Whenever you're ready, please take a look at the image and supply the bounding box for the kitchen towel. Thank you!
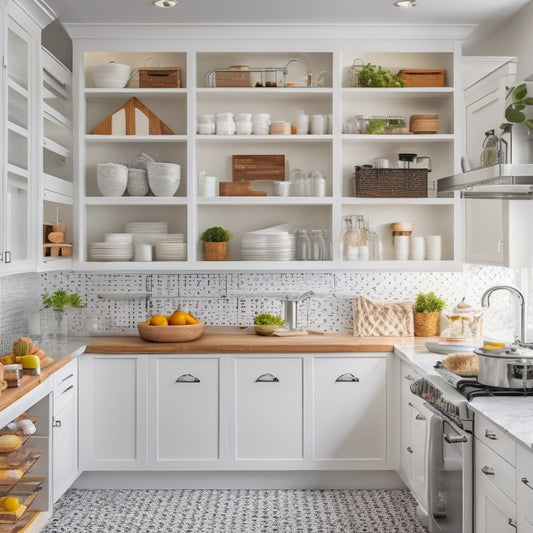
[353,296,414,337]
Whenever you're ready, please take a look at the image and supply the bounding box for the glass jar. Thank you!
[341,215,368,260]
[364,216,383,260]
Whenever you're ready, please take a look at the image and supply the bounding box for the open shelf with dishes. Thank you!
[72,43,462,271]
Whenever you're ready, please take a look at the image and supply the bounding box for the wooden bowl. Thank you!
[137,320,204,342]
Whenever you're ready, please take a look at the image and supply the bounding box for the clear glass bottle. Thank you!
[341,215,368,260]
[480,129,500,167]
[363,216,383,260]
[294,229,310,261]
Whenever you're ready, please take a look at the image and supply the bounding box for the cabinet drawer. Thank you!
[475,438,516,502]
[53,361,77,412]
[475,413,516,466]
[517,444,533,524]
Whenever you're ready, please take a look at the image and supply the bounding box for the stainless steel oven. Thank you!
[410,376,473,533]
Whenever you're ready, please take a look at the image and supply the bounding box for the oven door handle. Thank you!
[444,433,468,444]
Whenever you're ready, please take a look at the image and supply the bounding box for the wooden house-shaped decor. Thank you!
[91,96,174,135]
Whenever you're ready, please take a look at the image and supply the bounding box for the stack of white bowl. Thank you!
[146,162,181,197]
[215,112,235,135]
[90,233,134,261]
[252,113,271,135]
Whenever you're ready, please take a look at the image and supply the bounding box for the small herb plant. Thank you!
[505,84,533,129]
[414,292,446,313]
[42,290,84,311]
[200,226,232,242]
[357,63,406,88]
[254,313,285,327]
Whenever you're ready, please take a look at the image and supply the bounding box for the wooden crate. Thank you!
[215,71,253,88]
[139,67,181,88]
[353,167,428,198]
[232,155,285,182]
[43,244,72,257]
[219,182,267,196]
[399,69,445,87]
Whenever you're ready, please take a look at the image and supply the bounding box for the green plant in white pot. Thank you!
[41,290,84,338]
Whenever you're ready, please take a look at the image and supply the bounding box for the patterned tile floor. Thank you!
[42,488,429,532]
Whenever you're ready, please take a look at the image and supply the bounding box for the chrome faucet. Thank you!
[481,285,526,343]
[283,291,314,330]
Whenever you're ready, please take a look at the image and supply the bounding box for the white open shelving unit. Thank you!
[69,27,467,272]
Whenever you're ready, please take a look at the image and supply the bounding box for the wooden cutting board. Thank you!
[232,155,285,182]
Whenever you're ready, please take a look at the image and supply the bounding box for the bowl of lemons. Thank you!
[138,311,204,342]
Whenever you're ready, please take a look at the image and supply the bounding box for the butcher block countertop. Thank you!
[85,326,423,354]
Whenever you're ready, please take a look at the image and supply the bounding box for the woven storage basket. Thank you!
[399,69,445,87]
[353,166,428,198]
[414,311,441,337]
[139,67,181,88]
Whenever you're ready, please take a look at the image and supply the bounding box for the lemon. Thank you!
[149,315,168,326]
[3,496,20,512]
[184,312,199,325]
[15,355,40,369]
[169,311,187,325]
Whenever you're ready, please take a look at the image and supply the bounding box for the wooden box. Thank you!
[219,182,267,196]
[232,155,285,182]
[215,71,253,88]
[353,166,428,198]
[399,69,445,87]
[139,67,181,88]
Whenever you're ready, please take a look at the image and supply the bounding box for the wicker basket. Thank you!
[353,167,428,198]
[203,241,228,261]
[414,311,441,337]
[139,67,181,88]
[399,69,445,87]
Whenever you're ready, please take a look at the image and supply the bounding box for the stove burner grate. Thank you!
[456,379,533,400]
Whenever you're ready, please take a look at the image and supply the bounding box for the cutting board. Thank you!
[232,155,285,182]
[219,182,267,196]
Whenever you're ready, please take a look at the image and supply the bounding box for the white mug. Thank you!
[373,158,390,169]
[203,176,218,197]
[134,243,152,262]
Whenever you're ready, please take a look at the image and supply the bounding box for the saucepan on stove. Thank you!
[474,345,533,389]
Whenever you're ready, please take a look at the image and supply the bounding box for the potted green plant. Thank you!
[413,291,446,337]
[253,313,285,336]
[505,83,533,130]
[200,226,232,261]
[356,62,406,88]
[41,290,84,338]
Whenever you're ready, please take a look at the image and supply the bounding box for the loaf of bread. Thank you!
[0,435,21,453]
[442,353,479,374]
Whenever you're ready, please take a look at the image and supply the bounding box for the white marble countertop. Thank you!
[394,341,533,450]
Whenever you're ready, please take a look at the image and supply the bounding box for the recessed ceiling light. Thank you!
[393,0,416,7]
[153,0,177,7]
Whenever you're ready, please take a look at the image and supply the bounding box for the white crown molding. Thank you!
[63,23,476,43]
[12,0,55,28]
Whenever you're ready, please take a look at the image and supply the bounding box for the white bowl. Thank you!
[97,163,128,196]
[92,62,131,88]
[127,168,149,196]
[146,162,181,197]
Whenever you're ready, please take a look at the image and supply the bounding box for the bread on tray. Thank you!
[442,352,479,376]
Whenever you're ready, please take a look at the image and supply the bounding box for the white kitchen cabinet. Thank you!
[41,46,74,271]
[233,356,304,464]
[68,32,464,272]
[0,1,39,274]
[78,354,148,470]
[517,443,533,532]
[312,355,389,468]
[148,356,221,468]
[52,358,78,502]
[474,413,517,533]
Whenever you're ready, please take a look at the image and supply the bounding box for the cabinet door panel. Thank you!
[475,472,516,533]
[517,444,533,524]
[79,355,147,469]
[153,357,220,461]
[313,357,387,461]
[410,403,428,505]
[53,399,77,502]
[235,357,303,460]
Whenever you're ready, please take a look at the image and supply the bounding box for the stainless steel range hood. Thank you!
[437,164,533,199]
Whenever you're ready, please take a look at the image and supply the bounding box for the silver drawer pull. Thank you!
[175,374,200,383]
[335,373,359,382]
[407,446,414,454]
[52,419,61,428]
[508,518,517,529]
[60,384,74,396]
[404,374,417,382]
[415,414,426,421]
[61,373,74,383]
[255,373,279,383]
[485,429,498,440]
[521,477,533,490]
[444,434,468,444]
[481,465,495,476]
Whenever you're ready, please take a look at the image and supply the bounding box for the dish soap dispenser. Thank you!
[480,129,500,167]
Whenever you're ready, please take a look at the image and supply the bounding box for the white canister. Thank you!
[410,236,425,261]
[203,175,218,197]
[393,235,410,261]
[294,114,309,134]
[134,243,152,262]
[272,181,292,196]
[310,114,326,135]
[425,235,442,260]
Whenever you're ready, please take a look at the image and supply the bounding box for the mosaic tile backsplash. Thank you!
[0,265,528,354]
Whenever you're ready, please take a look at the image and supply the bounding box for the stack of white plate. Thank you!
[241,230,295,261]
[124,222,168,234]
[154,241,187,261]
[90,242,133,261]
[104,233,133,244]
